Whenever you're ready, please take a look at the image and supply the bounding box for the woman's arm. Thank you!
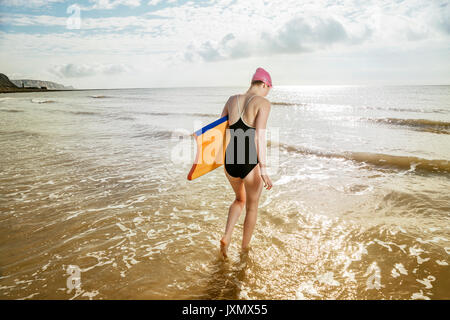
[220,96,232,118]
[254,99,272,189]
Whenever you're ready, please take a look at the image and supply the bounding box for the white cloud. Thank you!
[0,31,176,57]
[183,16,355,62]
[142,0,449,63]
[0,13,168,31]
[49,63,133,78]
[0,0,63,7]
[148,0,176,5]
[0,14,66,27]
[85,0,142,10]
[181,15,378,63]
[148,0,162,5]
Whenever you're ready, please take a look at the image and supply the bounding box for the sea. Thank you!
[0,85,449,299]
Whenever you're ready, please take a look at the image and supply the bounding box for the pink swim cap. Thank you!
[251,67,272,88]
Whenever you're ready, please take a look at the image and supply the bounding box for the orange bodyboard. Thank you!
[187,115,229,180]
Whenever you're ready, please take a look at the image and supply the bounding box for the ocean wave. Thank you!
[363,106,448,114]
[69,111,100,116]
[89,95,111,99]
[271,102,447,113]
[47,109,101,116]
[0,97,15,103]
[365,117,450,134]
[0,130,41,138]
[116,116,135,121]
[378,190,436,213]
[31,99,55,104]
[268,141,450,173]
[132,129,190,140]
[140,111,216,118]
[0,109,24,113]
[271,101,306,106]
[366,117,450,128]
[185,112,216,118]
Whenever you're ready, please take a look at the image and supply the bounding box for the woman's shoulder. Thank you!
[228,94,240,102]
[252,95,271,109]
[227,94,270,107]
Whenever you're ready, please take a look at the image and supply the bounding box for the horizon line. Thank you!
[64,84,450,90]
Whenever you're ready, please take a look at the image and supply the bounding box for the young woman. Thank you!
[219,67,273,258]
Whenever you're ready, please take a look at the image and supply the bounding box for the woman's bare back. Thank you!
[227,94,266,128]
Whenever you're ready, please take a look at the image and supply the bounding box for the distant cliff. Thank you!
[0,73,19,89]
[11,79,74,90]
[0,73,75,93]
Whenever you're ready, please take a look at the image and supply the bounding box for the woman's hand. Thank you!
[259,165,272,190]
[260,174,273,190]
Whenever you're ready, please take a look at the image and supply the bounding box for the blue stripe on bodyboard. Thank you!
[194,115,228,136]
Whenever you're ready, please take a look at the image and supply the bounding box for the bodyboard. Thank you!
[187,115,229,180]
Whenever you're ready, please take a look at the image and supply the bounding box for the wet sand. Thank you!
[0,86,449,299]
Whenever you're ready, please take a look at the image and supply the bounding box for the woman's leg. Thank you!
[221,168,246,257]
[242,165,263,249]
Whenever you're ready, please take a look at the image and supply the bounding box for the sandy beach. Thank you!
[0,86,449,299]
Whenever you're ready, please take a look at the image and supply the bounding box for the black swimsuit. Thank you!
[224,95,259,178]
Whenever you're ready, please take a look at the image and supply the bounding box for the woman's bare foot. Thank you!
[220,236,231,258]
[241,245,251,254]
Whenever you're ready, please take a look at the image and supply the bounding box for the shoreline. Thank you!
[2,84,450,94]
[0,88,95,94]
[0,87,180,93]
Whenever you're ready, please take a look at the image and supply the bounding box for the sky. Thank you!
[0,0,449,89]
